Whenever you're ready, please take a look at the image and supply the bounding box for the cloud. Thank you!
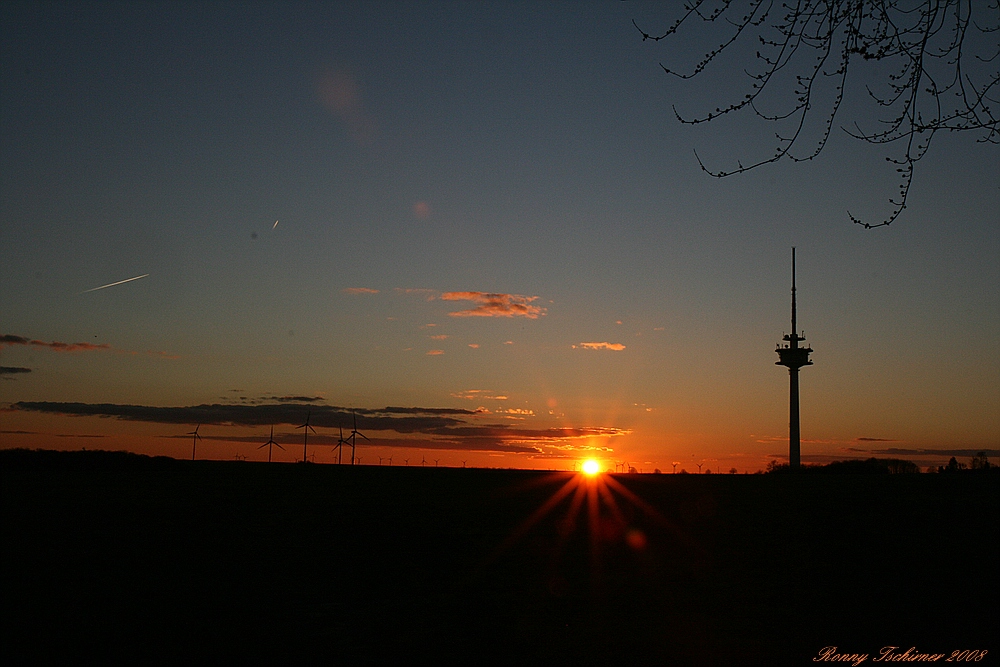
[869,447,1000,457]
[440,292,546,319]
[1,334,175,358]
[426,350,444,355]
[1,334,110,353]
[451,390,508,401]
[468,344,479,349]
[1,366,31,375]
[428,335,449,340]
[572,342,626,351]
[11,402,627,454]
[343,287,379,295]
[11,402,473,430]
[855,437,898,442]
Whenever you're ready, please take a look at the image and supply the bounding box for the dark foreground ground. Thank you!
[2,450,997,665]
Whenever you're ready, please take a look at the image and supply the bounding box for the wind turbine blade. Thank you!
[358,432,369,440]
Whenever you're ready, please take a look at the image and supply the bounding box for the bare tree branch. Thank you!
[635,0,999,228]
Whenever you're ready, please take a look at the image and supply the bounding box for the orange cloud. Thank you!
[343,287,379,295]
[468,343,479,348]
[440,292,545,319]
[451,390,508,401]
[429,334,449,340]
[426,350,444,356]
[572,342,626,351]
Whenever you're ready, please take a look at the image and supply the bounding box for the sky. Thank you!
[2,1,997,472]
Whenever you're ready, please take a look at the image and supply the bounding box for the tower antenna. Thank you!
[775,247,813,468]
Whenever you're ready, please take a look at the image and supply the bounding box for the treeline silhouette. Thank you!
[765,453,996,475]
[937,453,994,473]
[0,447,177,470]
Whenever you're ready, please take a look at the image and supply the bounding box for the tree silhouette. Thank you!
[634,1,999,228]
[939,456,968,472]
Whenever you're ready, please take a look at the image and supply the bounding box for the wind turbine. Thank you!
[257,425,284,463]
[421,456,426,467]
[347,410,368,465]
[335,425,349,465]
[187,425,202,461]
[434,458,440,467]
[296,411,316,463]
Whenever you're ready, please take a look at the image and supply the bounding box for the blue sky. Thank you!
[2,1,997,470]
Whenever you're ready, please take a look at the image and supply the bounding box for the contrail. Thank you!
[273,220,279,229]
[81,274,149,293]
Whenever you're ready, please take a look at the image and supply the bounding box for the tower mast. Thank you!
[775,248,812,468]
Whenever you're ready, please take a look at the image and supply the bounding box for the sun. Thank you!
[581,459,601,476]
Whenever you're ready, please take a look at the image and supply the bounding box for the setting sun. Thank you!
[581,459,601,475]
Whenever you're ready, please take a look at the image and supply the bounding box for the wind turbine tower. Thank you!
[348,411,368,465]
[258,425,284,463]
[187,425,202,461]
[296,411,317,463]
[775,248,813,469]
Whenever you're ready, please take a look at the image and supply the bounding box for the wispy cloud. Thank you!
[1,334,175,359]
[451,390,508,401]
[861,447,1000,457]
[441,292,546,319]
[343,287,379,295]
[428,334,449,340]
[426,349,444,355]
[572,342,626,351]
[1,366,32,375]
[2,334,110,352]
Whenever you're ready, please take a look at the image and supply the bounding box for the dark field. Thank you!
[2,451,997,665]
